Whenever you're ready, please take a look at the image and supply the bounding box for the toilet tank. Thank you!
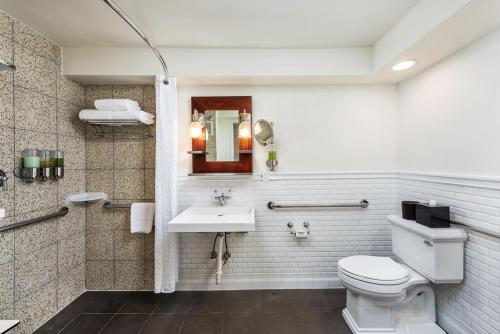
[388,215,467,283]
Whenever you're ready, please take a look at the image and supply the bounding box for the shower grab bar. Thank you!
[0,207,69,232]
[267,200,369,210]
[103,0,169,85]
[103,201,154,209]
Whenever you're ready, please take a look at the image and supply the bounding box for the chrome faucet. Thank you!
[0,169,8,191]
[214,190,231,206]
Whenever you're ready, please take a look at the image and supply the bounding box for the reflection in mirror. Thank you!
[205,110,240,161]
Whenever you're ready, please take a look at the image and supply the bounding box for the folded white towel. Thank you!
[79,110,155,125]
[95,99,141,111]
[131,202,155,234]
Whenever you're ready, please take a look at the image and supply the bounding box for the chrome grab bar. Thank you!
[267,200,369,210]
[0,207,69,232]
[103,201,154,209]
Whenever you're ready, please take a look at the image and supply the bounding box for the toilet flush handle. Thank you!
[423,240,433,247]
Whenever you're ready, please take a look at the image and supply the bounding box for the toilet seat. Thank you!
[338,256,428,297]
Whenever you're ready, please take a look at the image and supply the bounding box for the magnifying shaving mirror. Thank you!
[254,119,274,146]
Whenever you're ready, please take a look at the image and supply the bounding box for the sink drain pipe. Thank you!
[215,233,224,284]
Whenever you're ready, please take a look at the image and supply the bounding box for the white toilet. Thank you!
[338,215,467,334]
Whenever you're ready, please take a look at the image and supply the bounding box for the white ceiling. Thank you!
[0,0,418,48]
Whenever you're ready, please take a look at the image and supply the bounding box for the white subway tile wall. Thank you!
[176,174,398,290]
[399,174,500,334]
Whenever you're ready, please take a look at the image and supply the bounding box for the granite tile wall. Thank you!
[0,11,86,334]
[84,84,155,290]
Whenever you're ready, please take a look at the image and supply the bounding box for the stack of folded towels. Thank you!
[79,99,155,125]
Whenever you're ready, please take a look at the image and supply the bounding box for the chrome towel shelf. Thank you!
[267,200,369,210]
[0,207,69,232]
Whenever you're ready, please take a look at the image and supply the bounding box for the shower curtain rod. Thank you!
[103,0,170,85]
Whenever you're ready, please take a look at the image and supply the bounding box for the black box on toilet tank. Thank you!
[415,203,451,228]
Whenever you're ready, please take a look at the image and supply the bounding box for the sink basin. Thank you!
[168,206,255,232]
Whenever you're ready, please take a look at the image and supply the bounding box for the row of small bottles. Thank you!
[16,149,64,182]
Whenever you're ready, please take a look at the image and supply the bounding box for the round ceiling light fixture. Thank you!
[392,60,417,71]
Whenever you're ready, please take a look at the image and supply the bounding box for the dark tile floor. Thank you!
[34,289,350,334]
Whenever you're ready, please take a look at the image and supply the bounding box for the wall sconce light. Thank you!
[190,109,205,138]
[238,110,252,138]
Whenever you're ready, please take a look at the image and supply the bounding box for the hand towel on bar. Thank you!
[131,202,155,233]
[95,99,141,111]
[79,110,155,125]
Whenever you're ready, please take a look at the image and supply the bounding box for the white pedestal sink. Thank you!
[168,206,255,232]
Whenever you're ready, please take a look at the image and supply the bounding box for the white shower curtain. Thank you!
[154,75,179,293]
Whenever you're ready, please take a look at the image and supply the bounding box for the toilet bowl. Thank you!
[338,215,467,334]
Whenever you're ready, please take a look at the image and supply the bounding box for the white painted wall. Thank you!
[177,85,399,175]
[398,28,500,177]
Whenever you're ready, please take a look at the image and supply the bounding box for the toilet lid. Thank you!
[339,256,410,285]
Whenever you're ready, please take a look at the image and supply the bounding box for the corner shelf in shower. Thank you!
[85,124,154,139]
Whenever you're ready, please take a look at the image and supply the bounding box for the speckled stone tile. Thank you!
[0,81,14,127]
[0,11,13,37]
[58,234,85,274]
[144,259,154,290]
[145,169,155,200]
[112,84,144,108]
[14,280,57,334]
[85,139,114,170]
[58,135,86,170]
[115,230,144,261]
[84,84,113,109]
[86,229,114,261]
[0,230,14,264]
[113,202,132,230]
[14,214,57,257]
[57,100,85,138]
[0,33,13,84]
[14,85,57,133]
[145,137,156,168]
[114,169,144,200]
[58,263,85,309]
[57,74,85,106]
[143,85,155,115]
[0,260,14,312]
[13,20,60,63]
[144,232,155,260]
[87,170,114,198]
[14,178,58,216]
[86,261,114,290]
[114,139,144,169]
[14,244,57,300]
[0,126,14,169]
[58,169,86,206]
[14,128,57,167]
[115,260,145,290]
[86,201,114,230]
[58,204,85,241]
[14,44,57,97]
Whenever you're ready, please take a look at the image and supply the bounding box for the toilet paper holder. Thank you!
[287,221,310,236]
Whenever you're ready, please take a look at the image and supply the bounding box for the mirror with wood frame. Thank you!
[190,96,252,174]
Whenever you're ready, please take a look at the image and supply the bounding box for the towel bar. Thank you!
[103,201,154,209]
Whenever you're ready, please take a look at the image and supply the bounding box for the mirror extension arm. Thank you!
[103,0,169,85]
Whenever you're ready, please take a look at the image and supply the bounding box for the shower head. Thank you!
[0,58,16,71]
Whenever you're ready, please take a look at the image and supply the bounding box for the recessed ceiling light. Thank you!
[392,60,417,71]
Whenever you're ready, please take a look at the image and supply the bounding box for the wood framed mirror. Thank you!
[190,96,252,174]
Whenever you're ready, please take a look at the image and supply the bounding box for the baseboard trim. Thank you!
[176,273,343,291]
[437,311,474,334]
